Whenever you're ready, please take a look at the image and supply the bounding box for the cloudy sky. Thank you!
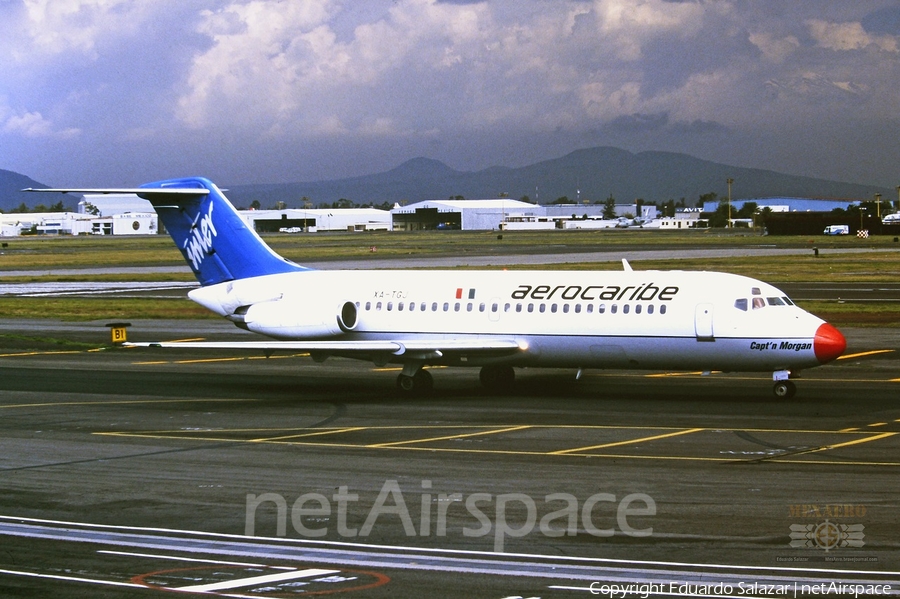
[2,0,900,188]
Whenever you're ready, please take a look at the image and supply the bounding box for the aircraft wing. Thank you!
[124,338,525,359]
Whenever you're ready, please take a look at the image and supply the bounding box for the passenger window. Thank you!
[587,304,593,313]
[398,302,404,311]
[442,302,448,312]
[516,303,522,313]
[574,304,581,313]
[734,298,748,311]
[598,304,606,314]
[623,305,630,314]
[467,303,474,312]
[562,304,569,313]
[551,304,558,313]
[365,301,372,311]
[387,302,393,311]
[376,302,382,311]
[660,305,667,315]
[635,304,642,314]
[454,303,461,312]
[539,304,546,313]
[611,304,618,314]
[527,303,534,313]
[478,303,485,312]
[493,303,500,312]
[647,305,654,314]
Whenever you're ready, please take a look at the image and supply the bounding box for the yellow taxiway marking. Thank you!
[132,353,308,365]
[247,427,368,443]
[91,424,900,466]
[838,349,895,360]
[0,350,86,358]
[550,428,704,455]
[175,357,246,364]
[643,372,719,378]
[367,425,532,448]
[0,398,260,410]
[816,431,896,451]
[762,432,898,461]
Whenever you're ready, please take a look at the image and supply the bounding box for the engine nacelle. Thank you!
[232,298,358,339]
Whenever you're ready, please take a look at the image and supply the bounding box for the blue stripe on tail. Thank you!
[138,177,308,286]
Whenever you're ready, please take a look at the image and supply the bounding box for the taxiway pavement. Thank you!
[0,319,897,597]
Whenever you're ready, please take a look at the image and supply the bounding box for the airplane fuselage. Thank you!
[188,269,842,374]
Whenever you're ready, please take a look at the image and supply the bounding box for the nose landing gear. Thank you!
[772,370,797,399]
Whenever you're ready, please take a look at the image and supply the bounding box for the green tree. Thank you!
[707,203,730,228]
[602,194,617,219]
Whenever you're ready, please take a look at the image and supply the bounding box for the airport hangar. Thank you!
[390,199,658,231]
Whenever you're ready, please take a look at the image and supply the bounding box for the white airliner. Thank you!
[27,178,846,397]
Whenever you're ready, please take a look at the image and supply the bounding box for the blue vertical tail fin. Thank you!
[138,177,308,286]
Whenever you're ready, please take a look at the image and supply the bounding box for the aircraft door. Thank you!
[694,303,714,341]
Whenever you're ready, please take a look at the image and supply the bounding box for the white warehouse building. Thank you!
[391,199,540,231]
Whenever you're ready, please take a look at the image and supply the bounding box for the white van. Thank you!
[823,224,849,235]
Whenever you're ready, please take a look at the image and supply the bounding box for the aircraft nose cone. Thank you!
[814,323,846,363]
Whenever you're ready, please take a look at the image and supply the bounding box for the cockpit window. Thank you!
[734,298,748,311]
[782,297,794,306]
[752,297,765,310]
[751,287,761,296]
[767,297,785,306]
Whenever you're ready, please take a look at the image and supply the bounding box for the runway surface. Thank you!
[0,318,898,597]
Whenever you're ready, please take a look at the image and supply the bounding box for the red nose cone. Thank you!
[814,323,846,363]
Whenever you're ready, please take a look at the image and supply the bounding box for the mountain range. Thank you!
[2,147,893,212]
[227,147,893,208]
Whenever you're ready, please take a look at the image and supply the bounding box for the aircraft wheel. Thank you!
[479,365,515,393]
[396,370,433,395]
[414,369,433,393]
[773,381,796,399]
[397,374,415,392]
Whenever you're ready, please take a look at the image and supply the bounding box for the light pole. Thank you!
[875,193,882,219]
[726,178,734,227]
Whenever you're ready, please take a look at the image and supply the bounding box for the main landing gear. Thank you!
[396,369,433,394]
[395,365,516,395]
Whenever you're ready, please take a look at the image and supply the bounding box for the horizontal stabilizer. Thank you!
[23,187,210,197]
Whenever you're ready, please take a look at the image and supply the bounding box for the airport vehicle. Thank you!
[823,224,849,235]
[27,178,846,397]
[883,213,900,224]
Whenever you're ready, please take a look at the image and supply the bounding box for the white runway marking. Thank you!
[177,567,338,592]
